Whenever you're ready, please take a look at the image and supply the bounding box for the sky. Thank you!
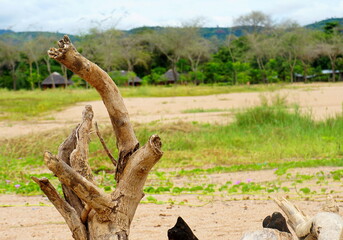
[1,0,342,34]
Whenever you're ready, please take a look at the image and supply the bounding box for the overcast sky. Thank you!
[1,0,342,34]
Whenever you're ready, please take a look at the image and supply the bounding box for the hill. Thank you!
[305,18,343,30]
[0,31,78,44]
[127,25,261,40]
[1,17,342,43]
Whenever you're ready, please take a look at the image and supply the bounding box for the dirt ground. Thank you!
[1,167,342,240]
[0,83,343,239]
[2,83,343,139]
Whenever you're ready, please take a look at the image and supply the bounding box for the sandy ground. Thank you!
[1,167,342,240]
[1,83,343,139]
[0,83,343,239]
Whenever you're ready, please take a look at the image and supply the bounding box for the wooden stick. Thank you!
[95,121,117,167]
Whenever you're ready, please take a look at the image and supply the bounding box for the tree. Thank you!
[278,28,306,82]
[22,35,49,89]
[117,34,150,73]
[80,28,122,72]
[245,34,279,83]
[317,33,343,81]
[0,40,20,90]
[233,11,272,33]
[149,27,191,82]
[33,35,163,239]
[181,19,213,74]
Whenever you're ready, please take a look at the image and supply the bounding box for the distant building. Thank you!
[120,70,143,86]
[294,70,343,82]
[162,69,179,84]
[41,72,73,89]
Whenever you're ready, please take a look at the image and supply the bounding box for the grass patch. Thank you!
[181,108,229,114]
[0,88,100,120]
[0,84,294,121]
[1,100,343,194]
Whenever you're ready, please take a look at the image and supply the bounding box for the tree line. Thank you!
[1,11,343,90]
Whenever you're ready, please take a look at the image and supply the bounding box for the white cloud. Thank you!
[0,0,341,34]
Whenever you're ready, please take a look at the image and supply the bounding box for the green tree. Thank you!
[0,40,20,89]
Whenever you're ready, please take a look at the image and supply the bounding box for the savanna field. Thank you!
[0,83,342,239]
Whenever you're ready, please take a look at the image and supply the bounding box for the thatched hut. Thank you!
[120,70,143,86]
[41,72,73,89]
[162,69,179,84]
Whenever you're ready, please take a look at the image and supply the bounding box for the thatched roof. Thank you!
[164,69,179,82]
[120,70,142,84]
[42,72,73,85]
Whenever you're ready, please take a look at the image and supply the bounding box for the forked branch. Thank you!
[48,36,139,181]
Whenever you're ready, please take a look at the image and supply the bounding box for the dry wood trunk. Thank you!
[275,196,343,240]
[240,228,294,240]
[33,36,163,240]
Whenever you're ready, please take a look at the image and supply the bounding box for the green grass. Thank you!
[0,84,293,121]
[1,100,343,194]
[0,88,100,120]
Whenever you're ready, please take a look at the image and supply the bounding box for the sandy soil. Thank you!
[1,83,343,239]
[1,83,343,139]
[1,167,342,240]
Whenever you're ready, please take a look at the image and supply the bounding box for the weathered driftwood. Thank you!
[240,212,293,240]
[33,35,163,240]
[240,228,294,240]
[275,196,343,240]
[168,217,199,240]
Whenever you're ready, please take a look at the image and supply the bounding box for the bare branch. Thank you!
[70,105,94,183]
[57,125,84,216]
[44,152,112,213]
[48,35,139,167]
[95,121,117,167]
[31,177,87,240]
[112,135,163,222]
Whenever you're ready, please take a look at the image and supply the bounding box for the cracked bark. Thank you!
[33,35,163,240]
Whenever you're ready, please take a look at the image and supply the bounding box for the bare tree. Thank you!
[181,22,213,73]
[118,34,150,72]
[149,27,190,82]
[278,28,315,82]
[33,36,163,239]
[245,34,279,83]
[81,28,123,73]
[0,40,20,90]
[234,11,272,33]
[317,33,343,81]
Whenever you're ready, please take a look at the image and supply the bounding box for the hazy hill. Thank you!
[1,18,342,44]
[305,18,343,30]
[0,31,78,44]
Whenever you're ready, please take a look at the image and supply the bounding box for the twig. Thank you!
[95,121,117,167]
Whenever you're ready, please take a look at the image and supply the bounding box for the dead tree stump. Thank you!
[32,36,163,240]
